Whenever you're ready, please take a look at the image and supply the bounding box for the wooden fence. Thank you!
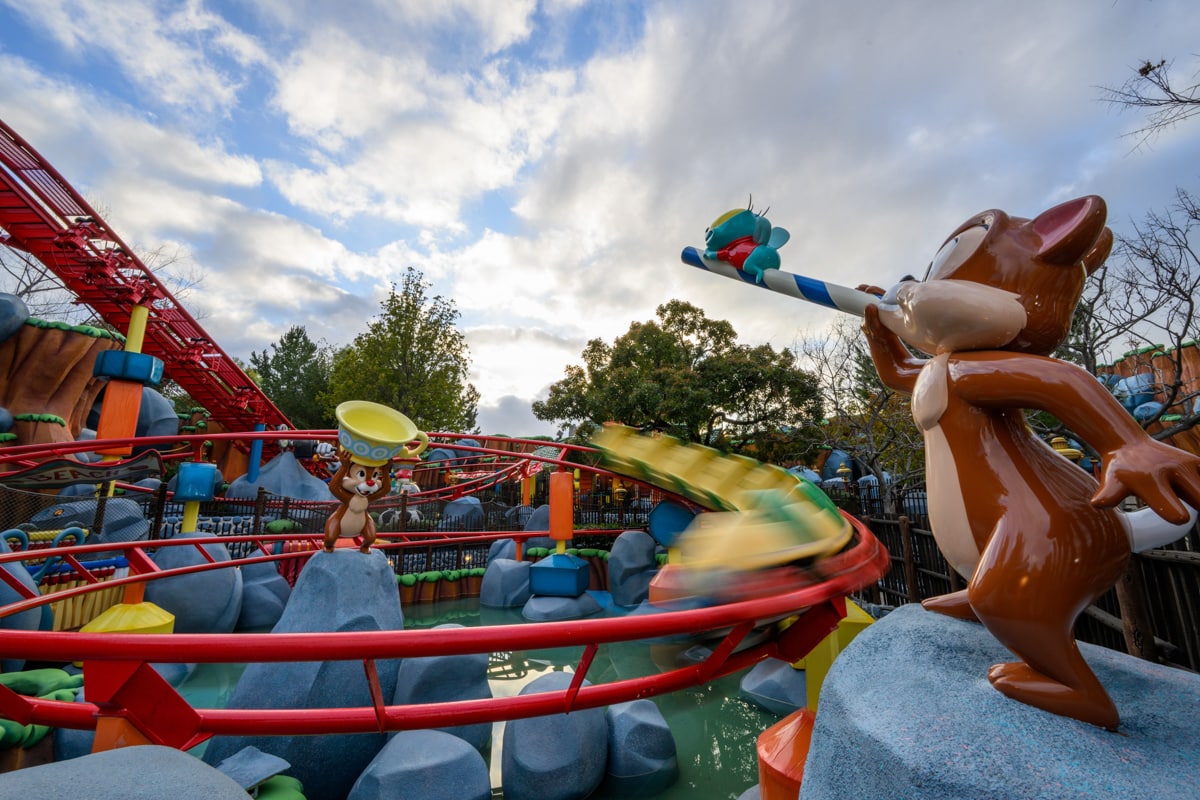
[853,508,1200,674]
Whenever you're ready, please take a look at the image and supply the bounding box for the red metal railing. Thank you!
[0,519,887,750]
[0,430,889,751]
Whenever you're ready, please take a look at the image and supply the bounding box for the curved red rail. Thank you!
[0,521,887,750]
[0,117,289,433]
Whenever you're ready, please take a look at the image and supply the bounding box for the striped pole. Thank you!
[680,247,879,317]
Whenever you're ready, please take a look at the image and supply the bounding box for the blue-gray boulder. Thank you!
[390,623,492,751]
[607,530,658,607]
[800,603,1200,800]
[202,550,404,800]
[0,744,250,799]
[522,593,602,622]
[487,538,516,564]
[604,699,679,797]
[0,292,29,342]
[349,730,491,800]
[739,658,807,716]
[144,532,242,634]
[523,503,556,550]
[502,672,607,800]
[425,447,457,465]
[225,450,334,502]
[524,503,549,531]
[28,497,148,555]
[53,717,93,762]
[453,438,481,464]
[0,535,43,671]
[136,387,179,438]
[479,558,531,608]
[210,745,291,791]
[235,559,291,631]
[438,496,483,531]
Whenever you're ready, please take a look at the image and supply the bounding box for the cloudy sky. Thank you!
[1,1,1197,436]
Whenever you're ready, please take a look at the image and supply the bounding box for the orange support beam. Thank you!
[94,380,145,456]
[549,470,574,544]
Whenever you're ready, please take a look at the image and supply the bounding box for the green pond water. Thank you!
[175,596,784,799]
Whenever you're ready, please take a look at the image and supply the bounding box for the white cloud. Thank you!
[0,0,263,115]
[4,0,1200,443]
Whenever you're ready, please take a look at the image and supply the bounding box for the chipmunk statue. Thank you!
[860,194,1200,730]
[323,449,390,554]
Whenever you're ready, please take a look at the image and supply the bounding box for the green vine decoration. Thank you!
[25,317,124,342]
[14,413,66,427]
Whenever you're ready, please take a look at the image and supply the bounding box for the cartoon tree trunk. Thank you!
[0,320,121,449]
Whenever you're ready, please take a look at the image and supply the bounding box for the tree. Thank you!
[1101,57,1200,148]
[533,300,822,455]
[251,326,334,431]
[1054,189,1200,443]
[796,317,924,513]
[324,267,479,432]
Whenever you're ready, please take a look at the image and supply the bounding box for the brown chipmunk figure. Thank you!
[860,195,1200,730]
[323,450,390,554]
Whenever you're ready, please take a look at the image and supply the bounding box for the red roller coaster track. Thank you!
[0,117,289,433]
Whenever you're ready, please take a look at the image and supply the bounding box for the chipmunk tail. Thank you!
[1124,503,1198,553]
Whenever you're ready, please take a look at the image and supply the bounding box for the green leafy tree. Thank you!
[324,267,479,432]
[251,326,334,431]
[534,300,822,454]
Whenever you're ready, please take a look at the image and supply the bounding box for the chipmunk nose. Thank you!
[880,277,916,306]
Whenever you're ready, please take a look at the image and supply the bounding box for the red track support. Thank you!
[0,117,289,433]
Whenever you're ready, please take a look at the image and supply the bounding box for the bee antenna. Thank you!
[747,193,753,211]
[761,205,770,217]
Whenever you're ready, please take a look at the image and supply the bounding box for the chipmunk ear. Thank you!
[1033,195,1109,266]
[1082,227,1113,275]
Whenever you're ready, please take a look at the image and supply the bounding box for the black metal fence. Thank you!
[841,492,1200,674]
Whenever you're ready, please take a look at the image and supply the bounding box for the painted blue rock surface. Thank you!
[391,624,492,751]
[800,603,1200,800]
[0,536,43,672]
[480,558,531,608]
[349,729,491,800]
[438,496,483,530]
[522,592,602,622]
[225,451,335,501]
[607,530,658,607]
[501,672,607,800]
[0,744,250,799]
[604,699,679,797]
[144,531,243,634]
[202,550,404,800]
[739,658,807,716]
[235,559,291,631]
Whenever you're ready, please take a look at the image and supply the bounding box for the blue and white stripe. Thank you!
[680,246,879,317]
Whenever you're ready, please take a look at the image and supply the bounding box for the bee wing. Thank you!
[768,227,790,249]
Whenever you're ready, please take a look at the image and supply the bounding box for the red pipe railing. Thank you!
[0,516,888,750]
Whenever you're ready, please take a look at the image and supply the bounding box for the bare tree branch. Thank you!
[1100,56,1200,149]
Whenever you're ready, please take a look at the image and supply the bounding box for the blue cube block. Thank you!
[93,350,164,386]
[529,553,590,598]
